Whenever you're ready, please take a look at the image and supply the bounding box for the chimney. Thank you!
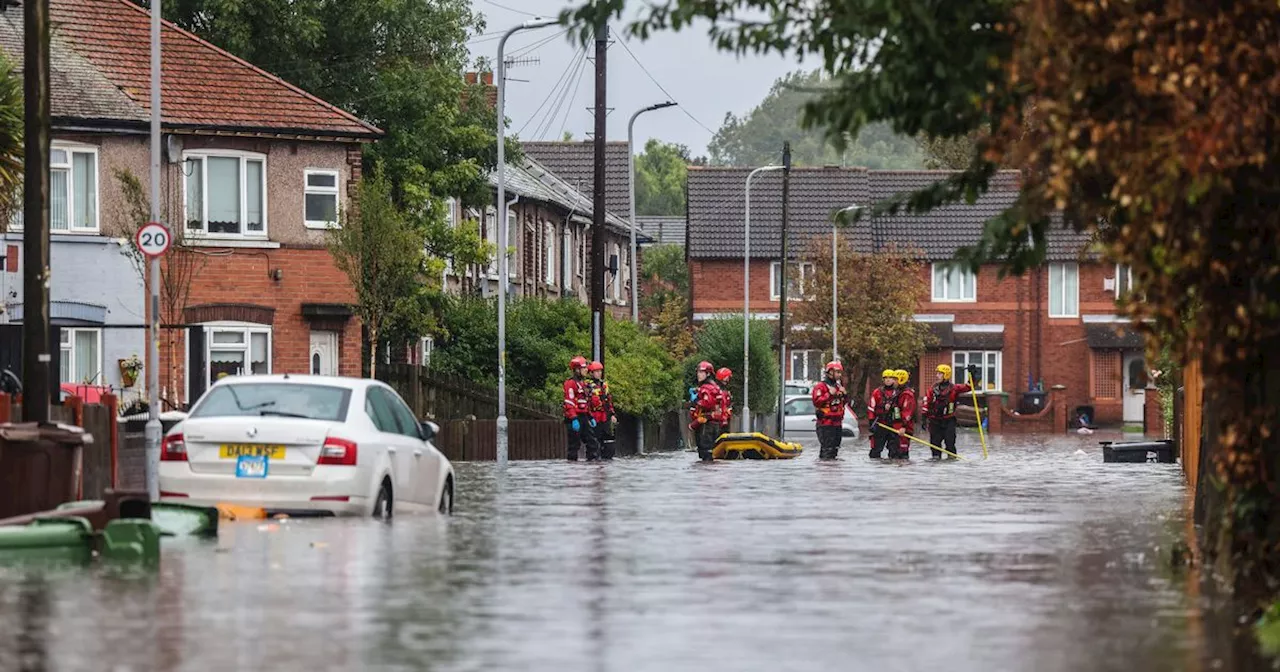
[463,71,498,111]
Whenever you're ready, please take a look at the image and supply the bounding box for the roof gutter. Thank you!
[51,116,381,142]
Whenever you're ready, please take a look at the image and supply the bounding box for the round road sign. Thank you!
[136,221,172,258]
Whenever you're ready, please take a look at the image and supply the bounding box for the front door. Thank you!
[310,331,339,376]
[1122,352,1147,423]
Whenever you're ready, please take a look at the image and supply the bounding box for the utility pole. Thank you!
[22,0,51,423]
[144,0,163,501]
[776,142,791,440]
[590,21,608,364]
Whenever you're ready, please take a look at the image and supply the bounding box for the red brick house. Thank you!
[11,0,382,408]
[686,166,1149,427]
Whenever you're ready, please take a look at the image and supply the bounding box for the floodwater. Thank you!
[0,432,1217,672]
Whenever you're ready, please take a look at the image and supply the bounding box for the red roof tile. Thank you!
[47,0,380,138]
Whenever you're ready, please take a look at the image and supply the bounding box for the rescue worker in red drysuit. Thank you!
[689,361,723,461]
[585,361,617,460]
[895,369,917,459]
[563,356,592,461]
[811,361,848,459]
[867,369,909,459]
[923,364,971,460]
[716,367,734,437]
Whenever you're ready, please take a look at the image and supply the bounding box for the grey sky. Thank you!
[467,0,800,157]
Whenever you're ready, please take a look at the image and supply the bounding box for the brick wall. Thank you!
[157,246,360,407]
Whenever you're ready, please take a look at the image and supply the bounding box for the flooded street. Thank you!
[0,432,1202,672]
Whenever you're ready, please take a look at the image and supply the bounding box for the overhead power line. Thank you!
[615,37,717,136]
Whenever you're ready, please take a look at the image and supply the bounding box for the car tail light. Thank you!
[161,433,187,462]
[159,491,188,498]
[311,495,350,502]
[318,437,357,466]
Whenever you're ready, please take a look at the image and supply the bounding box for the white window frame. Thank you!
[183,150,269,239]
[788,349,827,382]
[1048,262,1080,318]
[561,228,572,290]
[419,336,433,367]
[59,327,103,385]
[932,262,977,302]
[610,242,622,303]
[1115,263,1133,299]
[543,222,555,285]
[203,321,272,387]
[769,261,815,301]
[484,206,498,278]
[442,199,458,280]
[303,168,341,230]
[952,350,1002,391]
[18,143,100,233]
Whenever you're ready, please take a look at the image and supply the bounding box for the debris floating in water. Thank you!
[1074,449,1087,457]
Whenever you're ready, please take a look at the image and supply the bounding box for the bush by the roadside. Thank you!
[683,317,778,415]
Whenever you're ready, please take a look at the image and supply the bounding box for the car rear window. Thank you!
[190,383,351,422]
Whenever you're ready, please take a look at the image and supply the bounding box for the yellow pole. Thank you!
[876,422,966,460]
[966,371,990,459]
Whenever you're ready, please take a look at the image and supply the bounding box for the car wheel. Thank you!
[438,477,453,515]
[373,479,393,519]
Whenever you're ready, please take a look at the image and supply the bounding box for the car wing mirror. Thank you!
[419,420,439,441]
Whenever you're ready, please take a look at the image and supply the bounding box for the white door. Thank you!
[310,331,339,376]
[1122,352,1147,423]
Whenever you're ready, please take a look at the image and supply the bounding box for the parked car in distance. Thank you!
[158,374,454,518]
[782,394,860,438]
[783,380,813,398]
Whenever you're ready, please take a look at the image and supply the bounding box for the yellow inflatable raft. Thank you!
[712,432,804,460]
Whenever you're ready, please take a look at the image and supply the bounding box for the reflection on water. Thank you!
[0,432,1229,671]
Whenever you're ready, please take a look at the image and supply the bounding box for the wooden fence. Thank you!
[1176,357,1204,491]
[0,392,119,501]
[378,364,561,421]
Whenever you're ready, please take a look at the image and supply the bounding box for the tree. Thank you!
[705,70,923,168]
[0,54,21,224]
[328,171,426,379]
[791,239,935,407]
[635,139,692,216]
[564,0,1280,606]
[686,318,778,416]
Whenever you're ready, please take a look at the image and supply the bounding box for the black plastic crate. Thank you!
[1101,439,1176,463]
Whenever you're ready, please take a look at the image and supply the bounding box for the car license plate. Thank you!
[235,455,269,479]
[219,444,285,460]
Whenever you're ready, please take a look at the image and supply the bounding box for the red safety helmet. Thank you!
[697,361,714,374]
[588,361,604,372]
[826,361,843,374]
[716,367,732,382]
[570,356,588,370]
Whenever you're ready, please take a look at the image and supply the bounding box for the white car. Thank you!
[158,374,454,518]
[782,394,861,439]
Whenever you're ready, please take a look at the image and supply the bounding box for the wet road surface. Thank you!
[0,432,1202,672]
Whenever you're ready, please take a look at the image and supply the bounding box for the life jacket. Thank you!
[928,382,958,419]
[719,385,733,423]
[691,380,723,424]
[563,376,588,420]
[872,386,903,423]
[812,379,847,425]
[586,379,614,422]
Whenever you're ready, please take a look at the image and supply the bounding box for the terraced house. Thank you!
[686,166,1151,427]
[0,0,381,409]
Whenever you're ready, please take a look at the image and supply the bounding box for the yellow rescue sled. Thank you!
[712,432,804,460]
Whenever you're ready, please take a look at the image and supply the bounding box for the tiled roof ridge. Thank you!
[105,0,380,136]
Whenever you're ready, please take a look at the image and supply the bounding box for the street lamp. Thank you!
[741,165,783,432]
[496,17,557,466]
[831,204,861,363]
[627,100,676,322]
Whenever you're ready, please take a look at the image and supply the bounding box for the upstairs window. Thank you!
[185,152,266,236]
[770,262,815,301]
[304,169,340,229]
[932,263,977,302]
[1048,262,1079,317]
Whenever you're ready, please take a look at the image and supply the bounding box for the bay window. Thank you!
[205,324,271,387]
[932,263,977,302]
[952,350,1001,391]
[304,169,340,228]
[185,152,266,236]
[1048,262,1079,317]
[59,327,102,385]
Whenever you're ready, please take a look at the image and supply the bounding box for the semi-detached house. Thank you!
[687,166,1151,427]
[0,0,381,409]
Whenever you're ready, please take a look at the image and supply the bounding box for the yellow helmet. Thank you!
[937,364,952,377]
[895,369,909,384]
[881,369,897,379]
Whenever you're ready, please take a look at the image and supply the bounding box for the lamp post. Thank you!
[831,204,861,363]
[627,101,676,322]
[496,17,557,466]
[741,165,783,432]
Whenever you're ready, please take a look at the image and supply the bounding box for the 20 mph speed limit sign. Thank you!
[135,221,172,258]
